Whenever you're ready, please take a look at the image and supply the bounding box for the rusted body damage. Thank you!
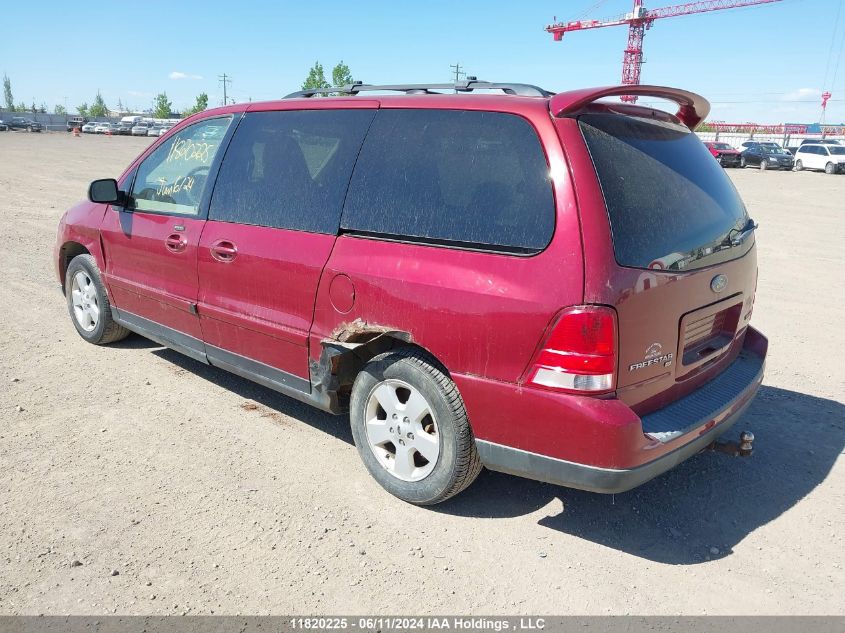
[310,319,414,414]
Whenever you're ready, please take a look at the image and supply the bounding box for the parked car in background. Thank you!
[740,142,794,170]
[787,138,843,155]
[94,122,113,134]
[794,143,845,174]
[55,81,766,505]
[739,140,787,152]
[131,122,151,136]
[8,117,43,132]
[703,141,741,167]
[67,116,88,132]
[799,138,841,146]
[147,125,164,137]
[0,119,8,131]
[81,121,98,134]
[114,121,134,135]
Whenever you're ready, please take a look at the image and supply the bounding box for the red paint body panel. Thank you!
[312,233,581,383]
[100,210,205,339]
[197,222,336,378]
[54,200,108,284]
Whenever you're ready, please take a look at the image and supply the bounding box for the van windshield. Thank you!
[579,113,751,272]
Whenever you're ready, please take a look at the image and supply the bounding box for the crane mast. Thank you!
[547,0,783,102]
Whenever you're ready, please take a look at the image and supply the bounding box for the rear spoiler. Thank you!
[549,85,710,130]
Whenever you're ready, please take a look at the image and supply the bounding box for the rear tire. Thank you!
[795,160,803,171]
[760,160,768,171]
[349,347,482,505]
[825,162,836,175]
[740,156,747,168]
[65,254,130,345]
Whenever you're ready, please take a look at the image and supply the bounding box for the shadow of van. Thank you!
[439,386,844,564]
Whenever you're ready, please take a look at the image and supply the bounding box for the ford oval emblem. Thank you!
[711,274,728,293]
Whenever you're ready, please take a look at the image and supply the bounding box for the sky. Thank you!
[2,0,844,124]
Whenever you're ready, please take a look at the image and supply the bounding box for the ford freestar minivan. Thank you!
[55,80,767,505]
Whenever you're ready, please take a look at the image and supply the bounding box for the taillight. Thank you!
[527,306,617,394]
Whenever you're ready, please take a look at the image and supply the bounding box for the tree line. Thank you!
[3,74,207,119]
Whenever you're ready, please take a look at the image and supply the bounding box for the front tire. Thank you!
[65,254,130,345]
[350,348,482,505]
[795,160,803,171]
[740,156,747,168]
[760,160,768,171]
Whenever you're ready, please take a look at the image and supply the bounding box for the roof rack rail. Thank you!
[284,78,554,99]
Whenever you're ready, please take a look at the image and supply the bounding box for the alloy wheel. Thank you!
[71,270,100,332]
[364,379,440,482]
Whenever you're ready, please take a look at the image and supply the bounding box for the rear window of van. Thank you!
[579,113,750,271]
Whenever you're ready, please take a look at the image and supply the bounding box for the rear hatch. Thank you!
[575,110,758,415]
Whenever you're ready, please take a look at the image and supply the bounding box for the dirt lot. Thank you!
[0,131,843,616]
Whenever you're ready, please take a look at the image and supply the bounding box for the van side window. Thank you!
[341,109,555,253]
[130,116,232,216]
[209,109,376,234]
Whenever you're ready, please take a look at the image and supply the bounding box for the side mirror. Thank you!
[88,178,124,205]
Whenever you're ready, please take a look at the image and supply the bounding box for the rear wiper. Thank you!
[720,218,758,248]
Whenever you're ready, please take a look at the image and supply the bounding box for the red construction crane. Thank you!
[547,0,783,102]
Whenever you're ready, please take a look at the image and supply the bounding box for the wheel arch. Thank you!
[310,320,447,414]
[58,241,91,292]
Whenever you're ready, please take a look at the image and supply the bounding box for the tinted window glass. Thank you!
[580,113,750,271]
[341,109,554,252]
[131,116,232,215]
[209,109,375,233]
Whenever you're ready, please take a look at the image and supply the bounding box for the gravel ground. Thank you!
[0,131,843,615]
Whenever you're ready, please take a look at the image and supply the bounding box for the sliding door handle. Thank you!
[210,240,238,263]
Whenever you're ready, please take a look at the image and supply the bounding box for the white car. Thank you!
[131,123,151,136]
[81,121,98,133]
[794,143,845,174]
[94,122,113,134]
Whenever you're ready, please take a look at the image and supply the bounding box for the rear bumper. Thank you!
[471,328,766,494]
[477,393,755,493]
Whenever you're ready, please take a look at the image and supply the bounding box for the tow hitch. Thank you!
[708,430,754,457]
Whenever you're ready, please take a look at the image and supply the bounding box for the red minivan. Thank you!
[55,81,767,505]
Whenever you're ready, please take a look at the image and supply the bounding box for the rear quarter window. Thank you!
[341,109,555,253]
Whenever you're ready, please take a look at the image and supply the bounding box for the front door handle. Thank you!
[210,240,238,263]
[165,233,187,253]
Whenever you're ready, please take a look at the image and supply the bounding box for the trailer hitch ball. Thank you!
[739,430,754,457]
[708,430,754,457]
